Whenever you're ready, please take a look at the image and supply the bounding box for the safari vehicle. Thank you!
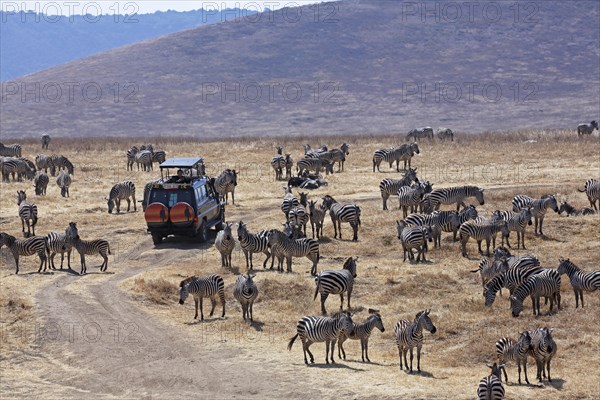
[144,158,224,245]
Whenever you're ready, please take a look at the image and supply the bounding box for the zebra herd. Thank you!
[270,143,349,182]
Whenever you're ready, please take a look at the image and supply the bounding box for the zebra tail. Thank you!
[577,187,586,193]
[44,237,50,258]
[288,333,298,351]
[313,275,322,301]
[107,243,112,255]
[356,206,361,226]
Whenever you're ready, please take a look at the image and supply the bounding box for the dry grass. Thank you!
[1,131,599,399]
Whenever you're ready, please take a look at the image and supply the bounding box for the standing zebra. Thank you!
[379,168,419,210]
[65,222,111,275]
[331,143,350,171]
[577,120,598,136]
[308,200,326,239]
[56,171,72,197]
[268,224,320,275]
[151,149,166,165]
[0,143,22,157]
[284,154,294,180]
[529,327,557,383]
[495,331,532,384]
[404,212,442,248]
[397,220,432,262]
[107,181,136,213]
[46,231,72,270]
[126,146,139,171]
[271,153,286,181]
[17,190,38,237]
[41,134,51,149]
[459,219,509,258]
[288,311,354,365]
[429,185,485,211]
[281,186,300,220]
[179,274,226,321]
[437,128,454,141]
[288,204,309,238]
[372,145,405,172]
[0,232,48,274]
[296,157,333,176]
[509,269,561,317]
[35,154,56,176]
[477,363,505,400]
[313,256,358,315]
[337,308,385,363]
[399,143,420,170]
[406,127,433,142]
[432,205,478,241]
[397,184,425,218]
[557,258,600,308]
[214,169,238,205]
[34,172,49,196]
[492,208,533,249]
[51,155,74,175]
[233,273,258,322]
[134,150,153,171]
[215,222,235,268]
[512,194,559,236]
[394,309,437,372]
[322,195,361,241]
[236,221,271,271]
[578,178,600,210]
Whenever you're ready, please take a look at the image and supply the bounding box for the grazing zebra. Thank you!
[459,220,509,258]
[287,311,354,365]
[558,200,595,216]
[529,327,557,383]
[322,195,361,241]
[296,157,333,176]
[46,231,72,270]
[338,309,385,363]
[214,169,238,205]
[404,213,442,248]
[483,262,543,306]
[51,155,74,175]
[215,222,235,268]
[126,146,139,171]
[557,258,600,308]
[284,154,294,179]
[397,220,432,262]
[314,256,358,315]
[107,181,136,214]
[280,186,300,220]
[41,134,51,149]
[1,158,35,182]
[268,224,320,275]
[233,273,258,322]
[236,221,271,271]
[512,194,558,236]
[308,200,326,239]
[577,178,600,210]
[471,257,509,289]
[509,269,561,317]
[17,190,38,237]
[179,274,226,321]
[492,208,533,249]
[56,171,72,197]
[429,185,485,211]
[434,205,478,241]
[437,127,454,141]
[394,309,436,372]
[34,172,49,196]
[35,154,56,176]
[577,120,598,136]
[134,150,153,171]
[477,363,505,400]
[271,154,286,180]
[151,149,166,165]
[0,143,22,157]
[495,331,532,385]
[399,143,420,170]
[406,127,433,142]
[0,233,48,274]
[379,168,419,210]
[65,222,111,275]
[397,184,425,218]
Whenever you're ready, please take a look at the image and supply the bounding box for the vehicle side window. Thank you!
[199,186,207,198]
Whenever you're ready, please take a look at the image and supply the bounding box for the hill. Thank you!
[1,0,599,138]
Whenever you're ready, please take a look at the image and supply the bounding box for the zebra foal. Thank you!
[236,221,271,271]
[529,327,557,383]
[337,308,385,363]
[65,222,111,275]
[215,169,238,205]
[557,258,600,308]
[512,194,558,236]
[495,331,532,384]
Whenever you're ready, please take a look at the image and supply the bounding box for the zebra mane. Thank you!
[179,276,197,288]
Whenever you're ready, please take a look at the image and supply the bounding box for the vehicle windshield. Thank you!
[149,189,194,208]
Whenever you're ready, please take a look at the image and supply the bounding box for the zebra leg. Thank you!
[538,215,545,236]
[209,298,217,317]
[523,358,530,384]
[330,339,337,363]
[397,345,403,370]
[320,294,328,315]
[547,359,552,382]
[67,250,72,269]
[286,256,293,273]
[126,198,131,212]
[304,340,315,364]
[409,347,414,372]
[241,303,247,321]
[199,298,205,321]
[416,345,422,372]
[80,254,86,275]
[249,302,253,321]
[363,338,370,362]
[325,340,331,364]
[50,253,57,270]
[194,298,199,319]
[338,336,346,360]
[101,252,109,272]
[477,239,484,255]
[578,289,583,308]
[502,363,509,383]
[352,223,358,241]
[262,249,271,269]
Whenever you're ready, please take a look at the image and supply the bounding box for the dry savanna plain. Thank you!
[0,131,599,399]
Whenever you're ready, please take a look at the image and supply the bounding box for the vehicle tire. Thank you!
[197,221,208,242]
[214,206,225,231]
[151,233,163,245]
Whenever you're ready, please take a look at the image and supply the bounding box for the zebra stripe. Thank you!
[0,232,48,274]
[578,178,600,210]
[322,195,361,241]
[236,221,271,271]
[577,120,598,136]
[483,260,543,306]
[429,185,485,211]
[337,309,385,362]
[394,309,436,372]
[46,231,72,270]
[35,154,56,176]
[287,311,354,365]
[509,269,561,317]
[41,134,51,149]
[51,155,74,175]
[308,200,326,239]
[406,127,433,142]
[397,220,432,262]
[215,222,235,268]
[459,220,509,258]
[179,274,226,321]
[214,169,238,205]
[107,181,136,214]
[512,194,558,236]
[233,273,258,321]
[17,190,38,237]
[492,208,532,249]
[528,327,557,382]
[379,168,419,210]
[313,256,358,315]
[34,172,49,196]
[280,186,300,220]
[557,258,600,308]
[56,171,72,197]
[134,150,152,171]
[477,363,505,400]
[495,331,532,385]
[268,224,319,275]
[0,143,22,157]
[397,184,425,218]
[65,222,111,275]
[296,157,333,175]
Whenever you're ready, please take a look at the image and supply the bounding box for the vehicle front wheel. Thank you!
[197,221,208,242]
[151,233,163,245]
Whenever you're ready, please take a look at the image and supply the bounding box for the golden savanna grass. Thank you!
[1,130,599,399]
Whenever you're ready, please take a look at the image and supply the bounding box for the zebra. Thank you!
[107,181,136,214]
[471,257,510,289]
[372,145,408,172]
[477,363,505,400]
[406,127,433,142]
[33,172,49,196]
[492,208,533,249]
[495,331,532,385]
[459,219,509,258]
[267,224,320,275]
[214,169,238,205]
[429,185,485,211]
[394,309,436,372]
[51,155,74,175]
[483,263,543,306]
[529,327,557,383]
[434,205,478,241]
[284,154,294,179]
[178,274,226,321]
[1,158,35,182]
[296,157,334,176]
[233,273,258,322]
[140,144,154,153]
[35,154,56,176]
[46,231,72,270]
[134,150,152,171]
[577,120,598,136]
[332,143,350,171]
[557,258,600,308]
[578,178,600,210]
[509,269,561,317]
[280,186,300,220]
[437,127,454,141]
[288,204,309,238]
[236,221,271,271]
[397,184,426,218]
[17,190,38,237]
[151,149,166,165]
[303,144,328,158]
[65,222,111,275]
[308,200,326,239]
[0,143,22,157]
[404,212,442,248]
[287,310,354,365]
[338,308,385,363]
[379,168,419,210]
[126,146,139,171]
[215,222,235,268]
[558,200,595,216]
[322,195,361,241]
[56,171,72,197]
[512,194,559,236]
[313,256,358,315]
[271,154,286,180]
[397,220,432,262]
[41,134,51,149]
[399,143,420,170]
[0,232,49,274]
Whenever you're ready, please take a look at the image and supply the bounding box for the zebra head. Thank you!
[303,144,311,154]
[17,190,26,205]
[368,309,385,332]
[522,207,533,225]
[518,330,533,351]
[475,188,485,205]
[107,196,116,214]
[321,195,336,210]
[415,309,436,334]
[543,194,559,213]
[282,222,294,238]
[461,205,478,221]
[331,311,354,336]
[0,232,16,248]
[236,221,247,241]
[65,222,79,241]
[410,143,420,154]
[396,220,407,239]
[509,295,523,317]
[276,146,283,155]
[340,143,350,155]
[541,327,555,353]
[342,256,359,278]
[557,258,573,275]
[299,192,308,207]
[591,120,599,130]
[65,159,74,175]
[486,362,504,380]
[323,160,334,175]
[404,168,419,184]
[222,222,233,241]
[498,221,510,238]
[178,277,195,305]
